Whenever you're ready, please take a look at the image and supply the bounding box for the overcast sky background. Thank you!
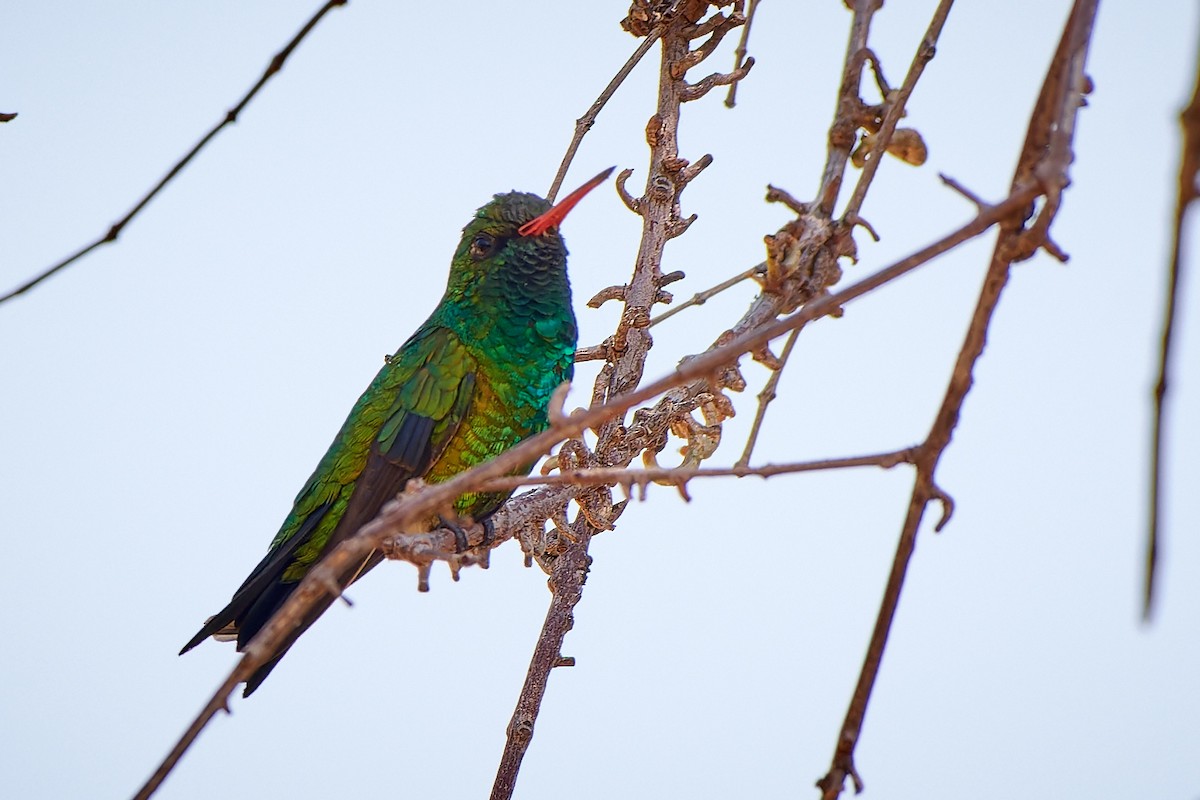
[3,2,1199,799]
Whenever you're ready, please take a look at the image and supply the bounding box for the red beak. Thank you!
[518,167,615,237]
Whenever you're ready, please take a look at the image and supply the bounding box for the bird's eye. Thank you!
[469,233,496,259]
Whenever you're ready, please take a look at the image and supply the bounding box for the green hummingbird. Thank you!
[181,168,612,695]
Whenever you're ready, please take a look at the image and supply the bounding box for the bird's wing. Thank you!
[315,325,479,564]
[181,325,477,658]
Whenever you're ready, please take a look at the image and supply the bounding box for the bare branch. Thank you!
[724,0,761,107]
[1146,22,1200,619]
[817,3,1098,796]
[0,0,348,307]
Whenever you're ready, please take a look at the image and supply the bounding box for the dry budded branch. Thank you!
[740,0,952,452]
[1145,26,1200,619]
[0,0,348,307]
[816,3,1098,797]
[493,4,752,794]
[841,0,956,223]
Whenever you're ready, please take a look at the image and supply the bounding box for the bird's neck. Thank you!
[441,269,576,360]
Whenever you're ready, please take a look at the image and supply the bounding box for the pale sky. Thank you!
[2,2,1198,799]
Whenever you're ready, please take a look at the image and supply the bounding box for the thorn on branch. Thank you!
[765,184,810,215]
[681,57,755,102]
[660,269,687,287]
[687,8,735,40]
[1042,236,1070,263]
[667,213,699,239]
[844,212,880,242]
[574,343,611,363]
[616,168,643,214]
[679,153,714,184]
[862,46,892,99]
[677,7,747,75]
[929,482,955,532]
[587,284,629,308]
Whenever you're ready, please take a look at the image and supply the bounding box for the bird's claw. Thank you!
[440,514,470,553]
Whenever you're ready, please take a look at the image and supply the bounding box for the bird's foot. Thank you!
[440,514,471,553]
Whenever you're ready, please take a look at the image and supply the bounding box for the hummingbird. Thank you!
[180,168,612,696]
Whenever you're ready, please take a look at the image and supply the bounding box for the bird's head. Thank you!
[446,168,613,299]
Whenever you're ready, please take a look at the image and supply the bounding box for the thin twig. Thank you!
[841,0,956,222]
[735,327,799,467]
[648,262,764,327]
[545,28,664,203]
[473,448,915,497]
[0,0,347,306]
[816,3,1098,796]
[724,0,761,108]
[1146,28,1200,620]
